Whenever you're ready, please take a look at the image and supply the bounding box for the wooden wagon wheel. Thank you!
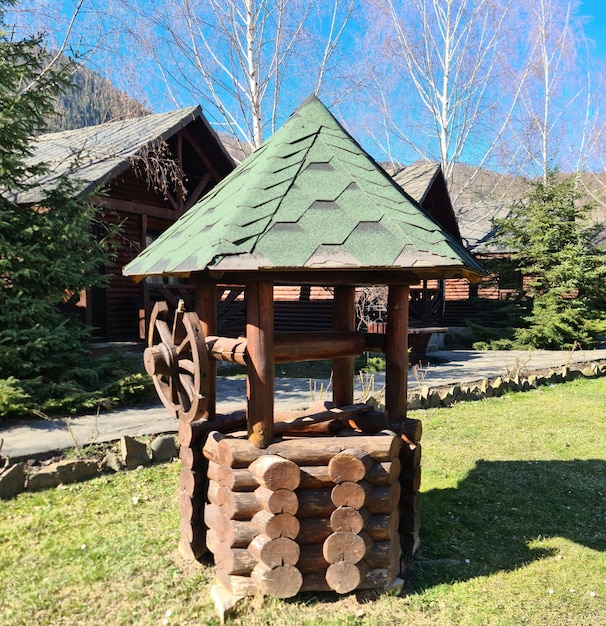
[143,300,210,422]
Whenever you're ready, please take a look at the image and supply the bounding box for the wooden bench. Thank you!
[367,322,447,364]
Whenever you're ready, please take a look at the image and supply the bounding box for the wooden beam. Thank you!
[205,331,384,366]
[246,281,274,448]
[179,127,223,180]
[332,286,356,407]
[185,172,212,211]
[93,196,178,220]
[194,278,217,421]
[385,285,409,423]
[203,269,421,287]
[176,133,184,211]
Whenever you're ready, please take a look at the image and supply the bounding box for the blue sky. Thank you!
[579,0,606,58]
[7,0,606,173]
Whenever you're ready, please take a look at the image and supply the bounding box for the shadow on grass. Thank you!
[407,459,606,592]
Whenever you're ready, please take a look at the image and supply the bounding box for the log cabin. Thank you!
[12,107,235,342]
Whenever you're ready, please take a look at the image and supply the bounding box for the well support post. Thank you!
[385,285,409,423]
[246,280,275,448]
[333,286,356,407]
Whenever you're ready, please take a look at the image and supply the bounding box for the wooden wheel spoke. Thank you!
[176,336,191,356]
[179,373,197,402]
[156,319,173,345]
[179,358,196,374]
[169,377,180,406]
[173,310,186,344]
[176,381,192,411]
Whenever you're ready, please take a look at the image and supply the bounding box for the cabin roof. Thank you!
[391,160,462,242]
[10,107,234,205]
[123,96,485,282]
[391,161,440,205]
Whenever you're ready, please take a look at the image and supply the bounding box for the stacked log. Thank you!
[202,431,402,598]
[397,418,422,556]
[177,412,248,561]
[178,420,210,560]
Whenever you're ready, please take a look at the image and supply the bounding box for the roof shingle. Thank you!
[10,107,232,205]
[123,96,485,281]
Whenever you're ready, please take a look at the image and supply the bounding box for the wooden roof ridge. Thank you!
[123,95,486,283]
[10,106,234,205]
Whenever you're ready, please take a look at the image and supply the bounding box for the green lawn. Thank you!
[1,378,604,625]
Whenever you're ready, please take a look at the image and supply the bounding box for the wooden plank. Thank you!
[332,286,355,407]
[246,280,274,448]
[204,269,423,286]
[385,285,409,423]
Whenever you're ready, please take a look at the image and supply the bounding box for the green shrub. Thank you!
[10,349,155,417]
[0,377,31,420]
[359,355,386,372]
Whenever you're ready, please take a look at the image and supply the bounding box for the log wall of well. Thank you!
[187,424,422,598]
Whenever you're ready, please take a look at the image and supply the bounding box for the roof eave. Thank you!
[125,263,485,286]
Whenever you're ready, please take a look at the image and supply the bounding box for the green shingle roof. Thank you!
[123,96,485,281]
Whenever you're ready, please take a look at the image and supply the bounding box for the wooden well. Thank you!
[174,275,422,598]
[123,95,483,602]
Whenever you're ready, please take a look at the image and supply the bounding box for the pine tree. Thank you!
[493,170,606,349]
[0,1,116,384]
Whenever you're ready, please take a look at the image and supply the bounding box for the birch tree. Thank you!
[365,0,522,181]
[512,0,604,181]
[364,0,605,200]
[109,0,357,153]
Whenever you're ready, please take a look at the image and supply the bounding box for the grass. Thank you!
[1,378,605,625]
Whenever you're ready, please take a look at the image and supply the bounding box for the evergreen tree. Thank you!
[493,170,606,349]
[0,1,116,384]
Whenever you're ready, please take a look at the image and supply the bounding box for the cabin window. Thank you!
[498,263,522,292]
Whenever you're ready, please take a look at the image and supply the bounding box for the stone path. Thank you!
[1,347,605,460]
